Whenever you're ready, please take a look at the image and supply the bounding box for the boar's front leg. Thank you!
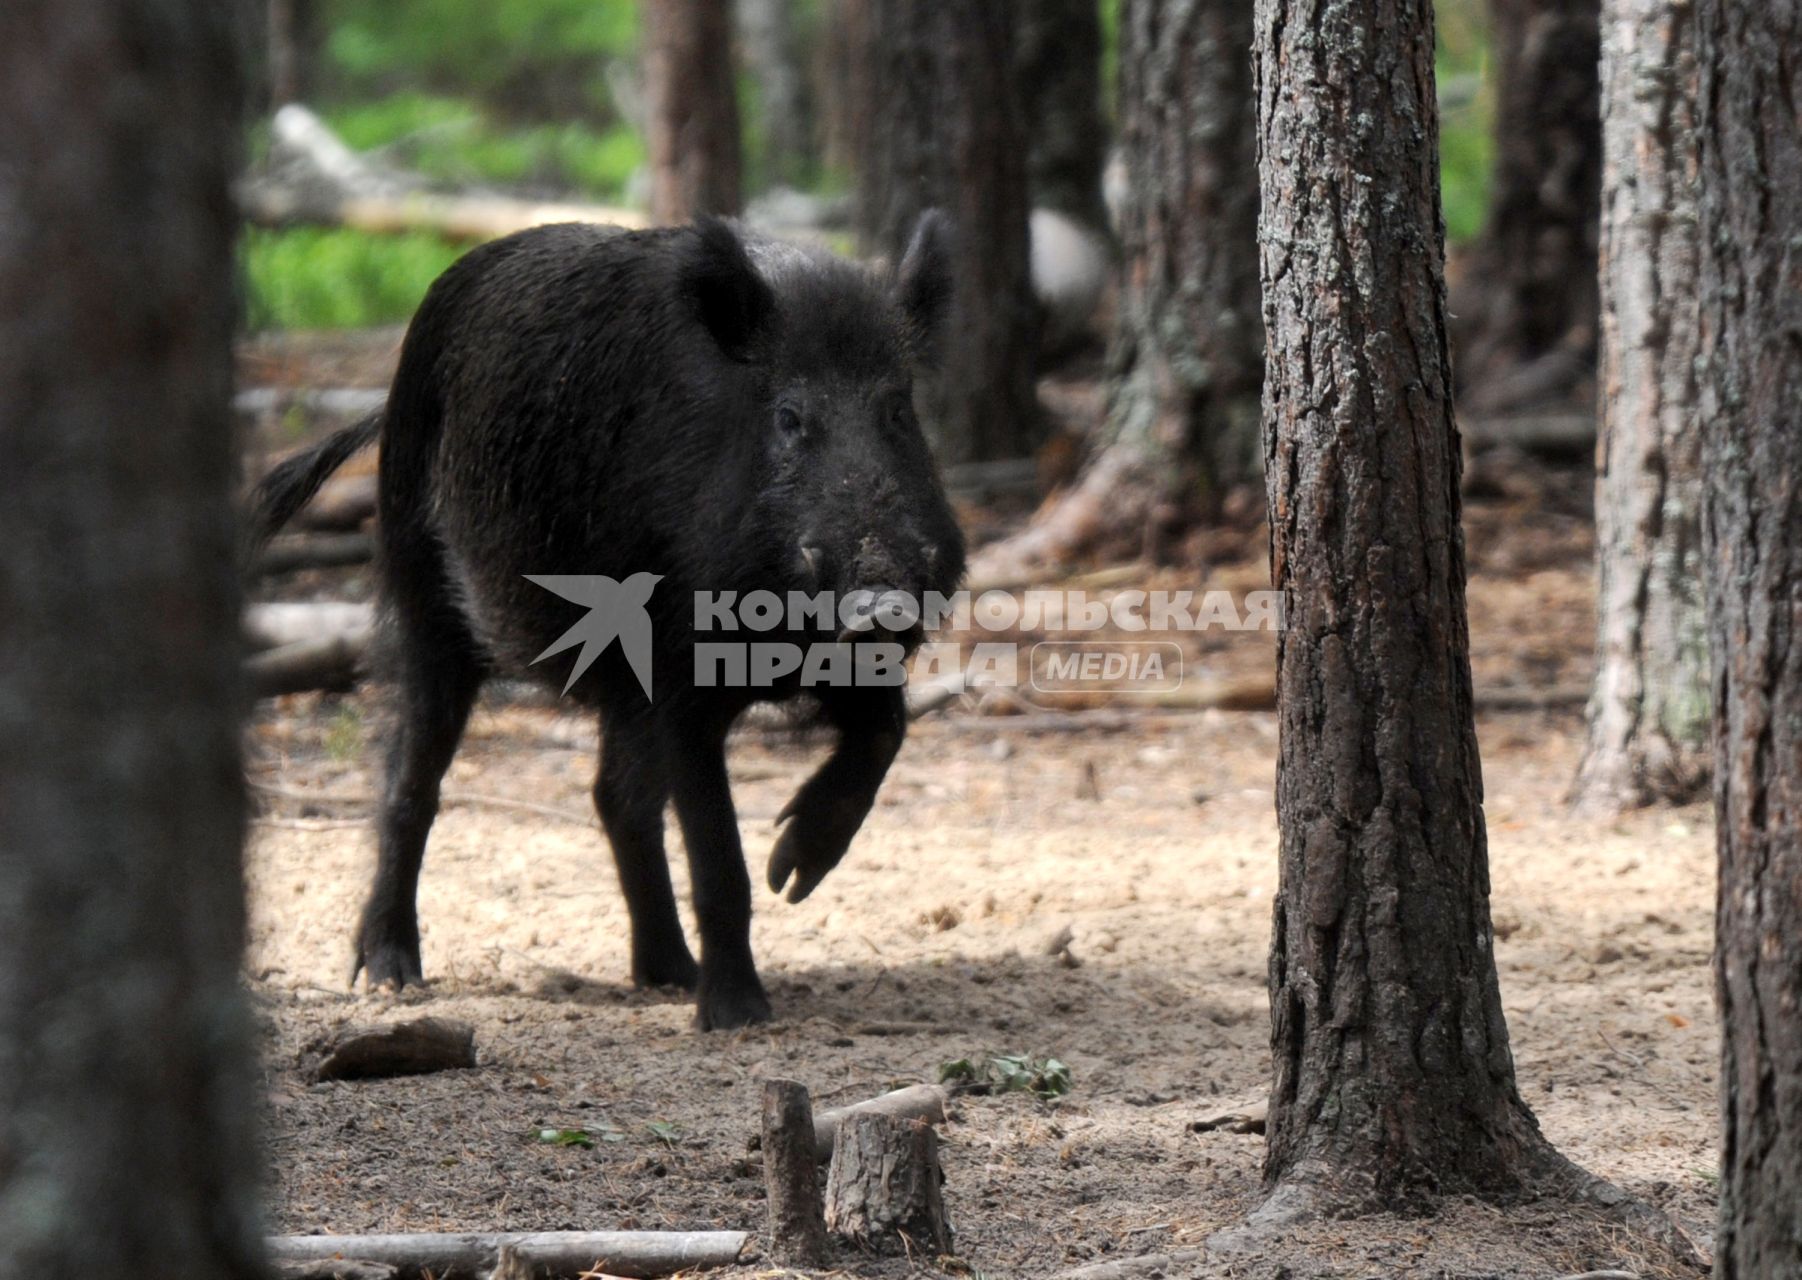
[662,711,772,1031]
[768,686,906,904]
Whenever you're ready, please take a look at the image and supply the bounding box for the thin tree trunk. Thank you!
[267,0,317,107]
[643,0,743,223]
[969,0,1259,580]
[736,0,817,190]
[853,0,1039,465]
[0,4,263,1278]
[1696,0,1802,1272]
[1015,0,1109,232]
[1254,0,1557,1207]
[1572,0,1708,815]
[1458,0,1602,412]
[849,0,937,261]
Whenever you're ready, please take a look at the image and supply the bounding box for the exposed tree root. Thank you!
[1205,1151,1707,1276]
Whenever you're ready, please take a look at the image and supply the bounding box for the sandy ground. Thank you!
[244,480,1721,1279]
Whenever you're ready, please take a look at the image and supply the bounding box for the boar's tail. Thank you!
[244,409,383,552]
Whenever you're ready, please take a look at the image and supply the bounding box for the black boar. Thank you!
[252,214,965,1029]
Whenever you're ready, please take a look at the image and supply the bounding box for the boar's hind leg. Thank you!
[663,714,772,1031]
[596,706,698,990]
[353,593,484,990]
[767,686,905,905]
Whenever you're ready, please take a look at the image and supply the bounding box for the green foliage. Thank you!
[324,0,637,109]
[940,1053,1073,1101]
[324,94,644,199]
[243,227,464,332]
[1439,103,1495,245]
[1435,0,1494,245]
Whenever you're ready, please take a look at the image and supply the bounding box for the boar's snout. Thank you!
[835,584,923,647]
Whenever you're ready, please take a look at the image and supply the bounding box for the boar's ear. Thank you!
[894,209,954,365]
[682,217,775,361]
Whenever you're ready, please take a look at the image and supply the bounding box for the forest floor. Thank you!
[244,337,1716,1279]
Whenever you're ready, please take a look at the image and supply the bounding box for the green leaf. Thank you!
[941,1053,1072,1100]
[535,1127,594,1149]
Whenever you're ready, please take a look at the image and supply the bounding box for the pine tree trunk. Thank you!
[967,0,1260,580]
[1573,0,1708,815]
[644,0,743,223]
[0,5,264,1278]
[852,0,1039,465]
[1696,0,1802,1271]
[1254,0,1557,1207]
[1458,0,1602,411]
[1015,0,1108,231]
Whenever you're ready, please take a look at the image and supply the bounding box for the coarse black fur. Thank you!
[249,214,965,1030]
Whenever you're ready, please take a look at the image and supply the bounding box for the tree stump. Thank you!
[823,1113,951,1255]
[760,1079,831,1267]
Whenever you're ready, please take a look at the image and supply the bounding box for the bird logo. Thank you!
[524,572,663,699]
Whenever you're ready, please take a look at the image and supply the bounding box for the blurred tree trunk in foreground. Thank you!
[1015,0,1109,233]
[971,0,1260,579]
[644,0,743,222]
[1696,0,1802,1272]
[852,0,1038,465]
[1458,0,1602,413]
[1255,0,1568,1212]
[1573,0,1708,815]
[0,4,263,1278]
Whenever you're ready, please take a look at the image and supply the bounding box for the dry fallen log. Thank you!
[1462,410,1595,456]
[242,104,646,243]
[257,531,375,575]
[823,1113,951,1255]
[760,1079,832,1267]
[237,386,387,431]
[269,1230,749,1280]
[296,472,378,532]
[277,1261,398,1280]
[811,1083,948,1164]
[245,601,376,651]
[302,1017,477,1082]
[244,185,649,242]
[1189,1096,1268,1135]
[248,633,367,699]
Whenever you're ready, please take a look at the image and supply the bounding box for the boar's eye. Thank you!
[775,404,804,438]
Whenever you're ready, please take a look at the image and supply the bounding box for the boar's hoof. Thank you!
[696,981,773,1032]
[354,940,425,992]
[633,948,700,992]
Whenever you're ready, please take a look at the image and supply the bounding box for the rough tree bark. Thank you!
[1695,0,1802,1272]
[1572,0,1708,814]
[970,0,1260,579]
[1254,0,1575,1215]
[1458,0,1603,412]
[1015,0,1109,232]
[643,0,743,223]
[0,4,264,1278]
[852,0,1039,465]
